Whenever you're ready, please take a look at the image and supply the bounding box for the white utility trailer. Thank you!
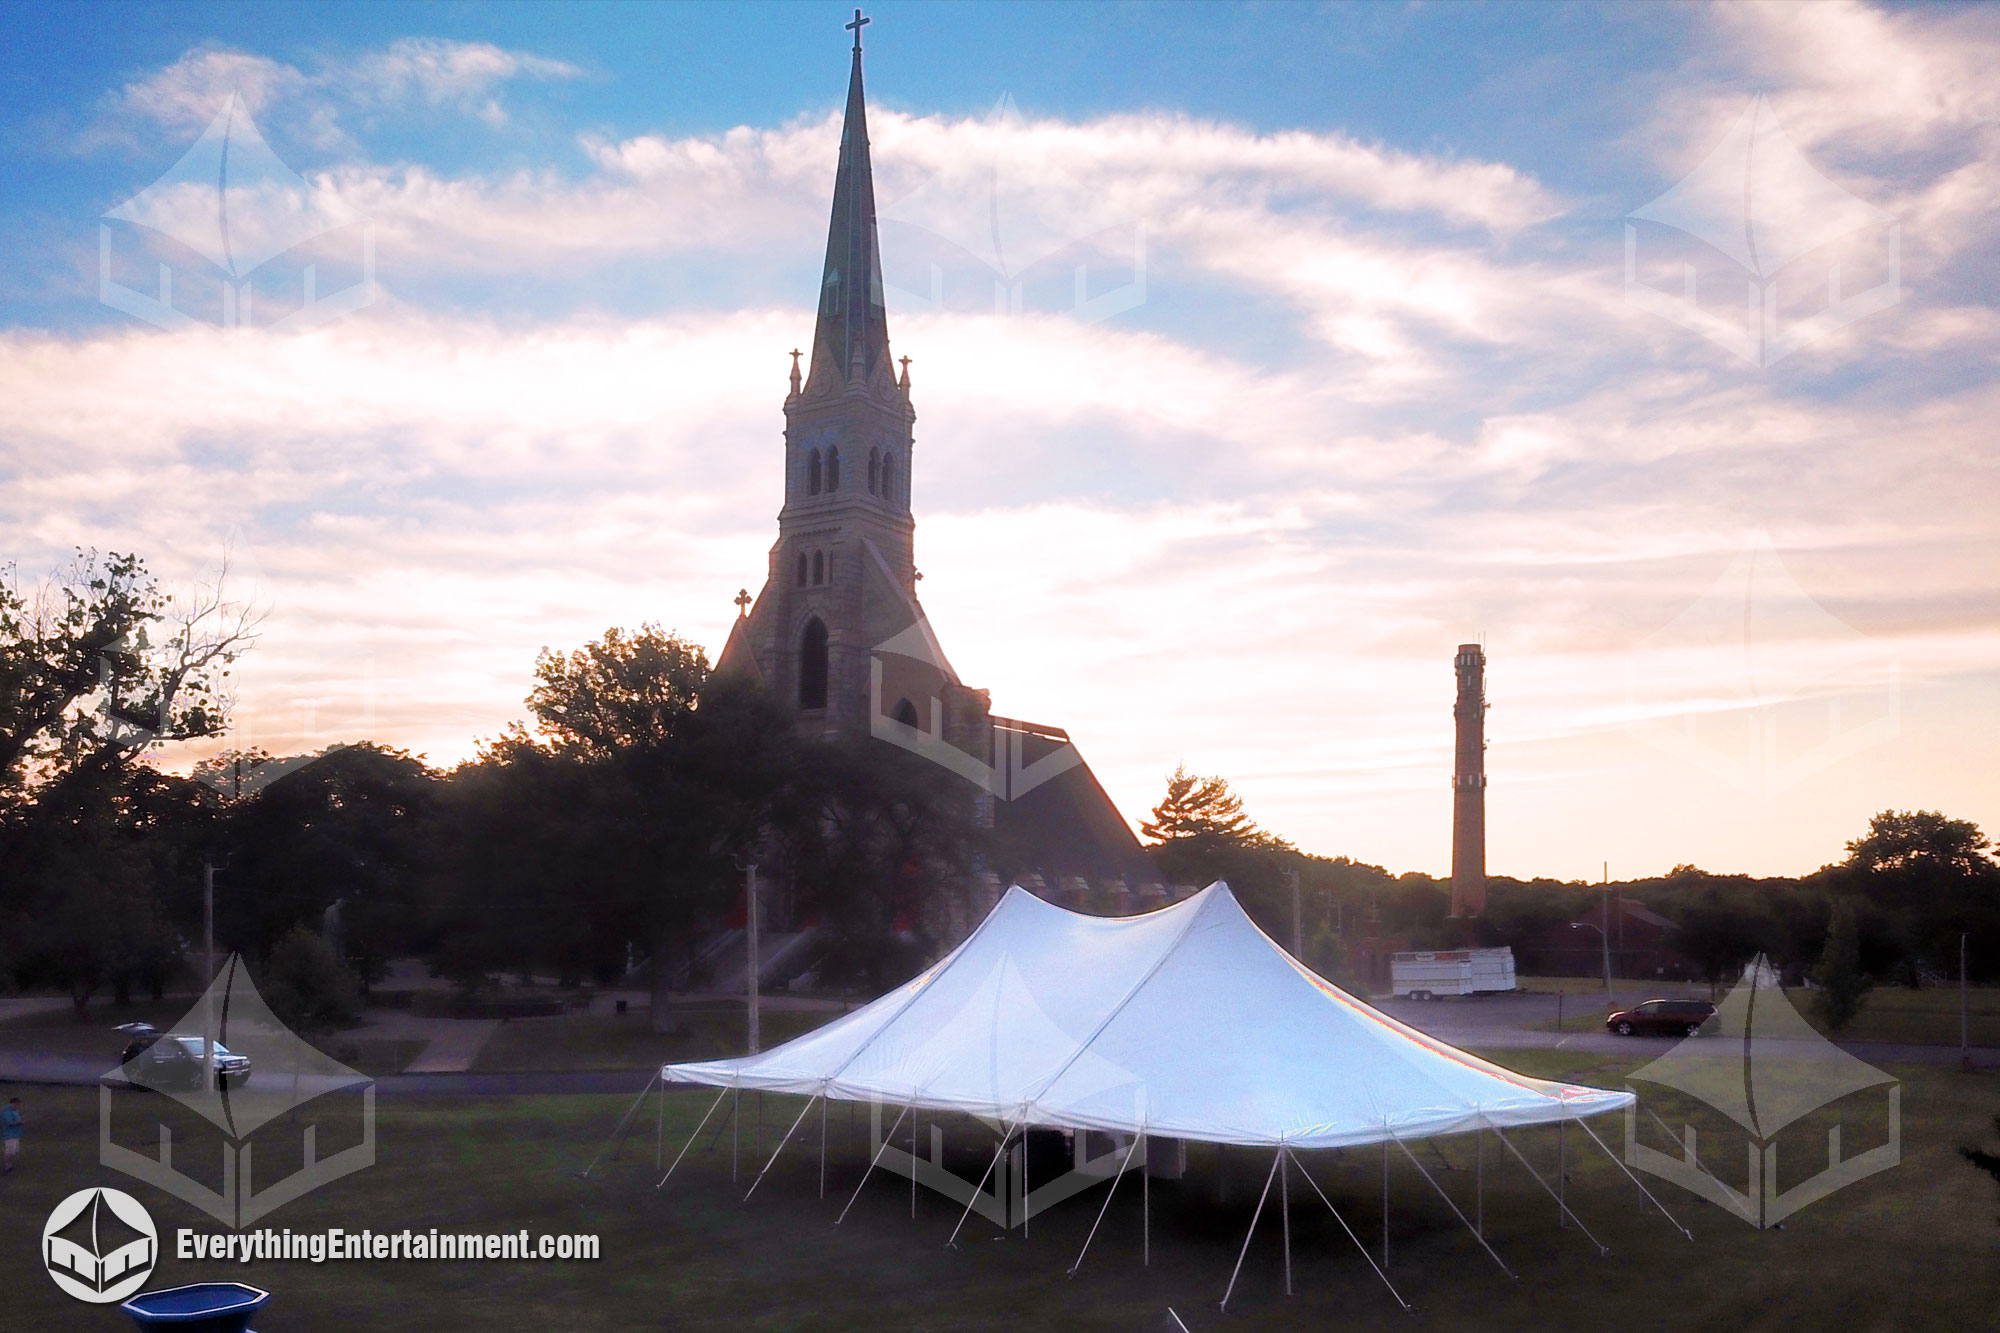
[1391,947,1517,999]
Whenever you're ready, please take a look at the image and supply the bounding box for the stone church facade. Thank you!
[714,29,1163,948]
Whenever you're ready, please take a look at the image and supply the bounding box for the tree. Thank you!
[0,550,255,811]
[261,927,362,1035]
[1845,810,1993,877]
[1840,810,1999,987]
[1810,898,1871,1032]
[1141,765,1266,848]
[1140,765,1296,938]
[436,628,795,1031]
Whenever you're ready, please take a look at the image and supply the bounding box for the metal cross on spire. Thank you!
[734,588,753,618]
[846,8,870,53]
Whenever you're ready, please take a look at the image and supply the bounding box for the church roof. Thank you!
[806,28,892,391]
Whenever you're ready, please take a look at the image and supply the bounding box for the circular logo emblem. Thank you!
[41,1187,157,1304]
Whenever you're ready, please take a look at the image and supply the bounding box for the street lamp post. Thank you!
[1571,920,1612,1007]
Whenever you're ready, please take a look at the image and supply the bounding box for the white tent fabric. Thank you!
[663,883,1633,1149]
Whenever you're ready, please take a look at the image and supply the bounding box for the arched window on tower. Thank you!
[795,552,808,587]
[868,447,880,495]
[811,550,825,585]
[891,697,920,730]
[827,448,841,492]
[798,618,829,710]
[807,449,822,495]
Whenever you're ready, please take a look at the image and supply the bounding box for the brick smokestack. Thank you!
[1451,643,1487,917]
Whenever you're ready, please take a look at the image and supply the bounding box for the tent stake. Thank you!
[1389,1132,1515,1279]
[1068,1130,1145,1277]
[656,1086,729,1189]
[1573,1116,1694,1240]
[1219,1150,1282,1314]
[1491,1123,1608,1255]
[1290,1149,1410,1311]
[837,1101,912,1225]
[1281,1143,1292,1297]
[947,1118,1021,1249]
[744,1094,821,1202]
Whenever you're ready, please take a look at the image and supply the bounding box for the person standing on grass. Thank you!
[1,1097,20,1173]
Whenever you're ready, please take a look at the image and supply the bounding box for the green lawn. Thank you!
[3,1050,1996,1330]
[471,1003,842,1074]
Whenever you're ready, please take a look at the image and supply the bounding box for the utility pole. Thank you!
[202,860,216,1088]
[745,862,761,1055]
[1601,863,1613,1006]
[1287,868,1302,957]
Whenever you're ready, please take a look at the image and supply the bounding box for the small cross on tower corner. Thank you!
[734,588,753,619]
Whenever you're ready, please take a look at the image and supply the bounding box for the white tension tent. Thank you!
[650,883,1689,1308]
[663,882,1633,1146]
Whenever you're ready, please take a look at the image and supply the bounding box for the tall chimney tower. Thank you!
[1450,643,1488,917]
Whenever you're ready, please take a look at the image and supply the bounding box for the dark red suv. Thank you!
[1605,998,1716,1038]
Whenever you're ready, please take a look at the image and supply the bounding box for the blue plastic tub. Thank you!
[120,1282,269,1333]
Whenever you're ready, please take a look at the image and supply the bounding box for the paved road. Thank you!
[5,991,1991,1094]
[1369,990,2000,1068]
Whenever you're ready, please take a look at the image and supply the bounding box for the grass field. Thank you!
[3,1049,1996,1330]
[471,1003,840,1075]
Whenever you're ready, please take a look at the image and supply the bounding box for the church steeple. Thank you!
[806,10,890,393]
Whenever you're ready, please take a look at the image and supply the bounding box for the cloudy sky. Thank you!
[2,1,1995,881]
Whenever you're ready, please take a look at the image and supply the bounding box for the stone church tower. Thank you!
[717,26,988,757]
[715,21,1161,943]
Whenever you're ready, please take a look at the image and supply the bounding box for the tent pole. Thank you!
[911,1108,918,1219]
[656,1075,665,1171]
[1389,1131,1515,1279]
[1491,1125,1608,1255]
[1573,1116,1694,1240]
[1281,1143,1292,1297]
[1381,1138,1389,1269]
[744,1094,821,1202]
[1476,1125,1484,1239]
[947,1118,1020,1249]
[1143,1152,1150,1267]
[656,1086,729,1189]
[732,1087,740,1181]
[1218,1149,1282,1314]
[1067,1130,1145,1276]
[581,1070,659,1180]
[819,1094,829,1200]
[1557,1119,1566,1230]
[837,1101,912,1225]
[1290,1149,1410,1311]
